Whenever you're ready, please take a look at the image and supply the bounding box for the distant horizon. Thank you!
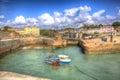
[0,0,120,29]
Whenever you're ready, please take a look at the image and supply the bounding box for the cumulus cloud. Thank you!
[54,12,62,17]
[64,7,79,16]
[13,16,26,24]
[38,13,54,25]
[106,15,115,20]
[0,21,5,27]
[26,17,38,25]
[52,5,93,28]
[92,10,105,21]
[118,9,120,15]
[79,5,91,12]
[37,6,120,29]
[1,5,120,29]
[0,15,5,19]
[0,21,4,25]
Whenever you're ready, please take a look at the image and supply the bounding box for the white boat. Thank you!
[58,55,71,65]
[45,54,71,66]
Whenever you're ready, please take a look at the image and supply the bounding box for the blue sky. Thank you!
[0,0,120,29]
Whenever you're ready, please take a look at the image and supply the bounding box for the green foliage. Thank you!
[65,28,74,30]
[112,22,120,29]
[40,30,55,37]
[82,24,100,30]
[3,26,12,31]
[99,24,103,26]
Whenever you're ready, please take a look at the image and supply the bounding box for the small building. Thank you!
[100,26,114,33]
[24,26,40,36]
[69,32,79,39]
[7,26,40,36]
[81,25,114,34]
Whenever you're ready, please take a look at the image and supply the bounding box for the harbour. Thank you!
[0,46,120,80]
[0,0,120,79]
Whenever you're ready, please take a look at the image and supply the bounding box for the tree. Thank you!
[40,30,55,37]
[98,24,103,27]
[83,24,88,30]
[3,26,12,31]
[112,22,120,29]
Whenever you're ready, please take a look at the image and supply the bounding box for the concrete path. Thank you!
[0,71,50,80]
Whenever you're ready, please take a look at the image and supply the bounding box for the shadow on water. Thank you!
[0,48,21,59]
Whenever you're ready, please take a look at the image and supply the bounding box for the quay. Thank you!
[78,35,120,54]
[1,35,120,55]
[0,71,50,80]
[0,37,66,56]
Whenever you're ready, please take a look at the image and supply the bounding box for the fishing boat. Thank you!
[45,54,71,66]
[58,55,71,65]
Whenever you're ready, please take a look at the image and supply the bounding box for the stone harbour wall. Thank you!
[67,39,79,45]
[79,39,120,54]
[0,37,67,55]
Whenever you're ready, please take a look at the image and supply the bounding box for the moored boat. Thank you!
[58,55,71,65]
[45,54,71,66]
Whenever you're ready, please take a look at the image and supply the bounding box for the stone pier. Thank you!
[78,36,120,54]
[0,37,67,56]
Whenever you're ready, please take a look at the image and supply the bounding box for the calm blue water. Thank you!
[0,46,120,80]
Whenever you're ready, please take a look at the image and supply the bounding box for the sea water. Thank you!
[0,46,120,80]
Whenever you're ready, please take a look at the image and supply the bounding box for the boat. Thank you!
[45,54,71,66]
[58,55,71,65]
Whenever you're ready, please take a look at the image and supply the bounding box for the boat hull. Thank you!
[45,54,71,66]
[59,61,71,65]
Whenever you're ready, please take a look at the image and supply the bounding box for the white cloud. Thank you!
[38,13,54,25]
[1,6,120,29]
[64,7,79,16]
[53,5,93,28]
[84,15,94,25]
[0,21,4,24]
[54,12,62,17]
[0,21,5,28]
[92,10,105,20]
[54,12,64,24]
[79,5,91,12]
[36,6,119,29]
[7,20,10,23]
[118,9,120,15]
[106,15,116,20]
[91,10,107,24]
[13,16,26,24]
[0,15,5,19]
[26,18,38,24]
